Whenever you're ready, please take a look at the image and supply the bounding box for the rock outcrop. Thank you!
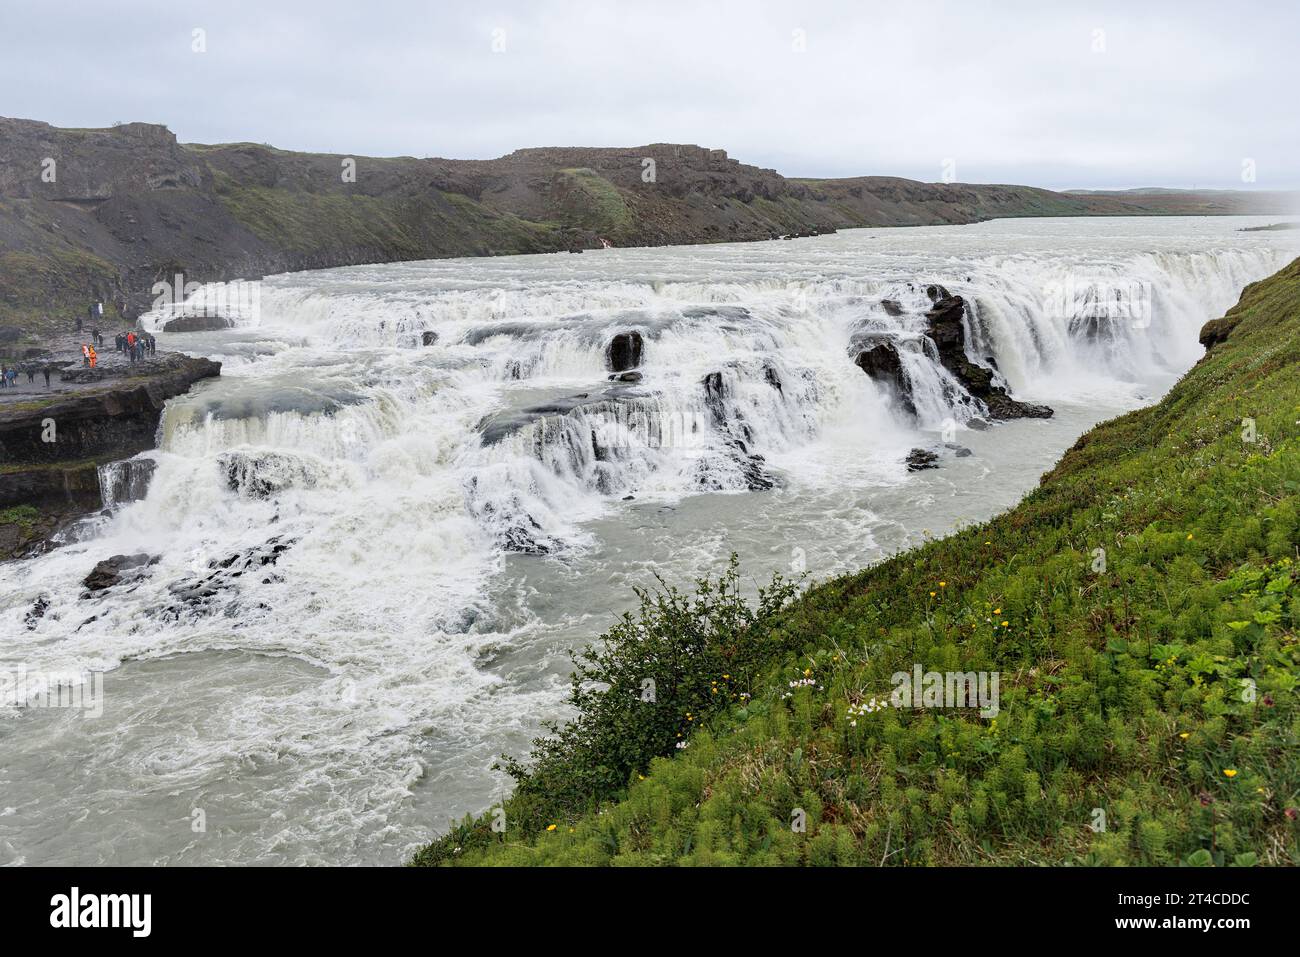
[905,448,940,471]
[854,340,916,415]
[924,295,1053,420]
[82,553,156,592]
[605,332,644,372]
[0,354,220,558]
[1198,314,1240,351]
[161,314,232,333]
[0,355,221,466]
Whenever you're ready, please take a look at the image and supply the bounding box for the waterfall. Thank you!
[8,217,1293,866]
[126,230,1293,556]
[97,456,158,508]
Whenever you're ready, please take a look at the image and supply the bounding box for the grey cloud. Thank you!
[1,0,1295,188]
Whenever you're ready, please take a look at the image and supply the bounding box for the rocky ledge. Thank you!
[924,290,1054,420]
[0,353,220,558]
[852,285,1053,422]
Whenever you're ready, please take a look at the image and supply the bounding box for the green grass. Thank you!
[213,173,561,258]
[0,505,40,528]
[414,256,1300,867]
[0,247,123,334]
[553,168,633,236]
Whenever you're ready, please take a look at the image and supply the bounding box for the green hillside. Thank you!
[414,256,1300,867]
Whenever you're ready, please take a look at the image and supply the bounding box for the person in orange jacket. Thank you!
[88,344,97,368]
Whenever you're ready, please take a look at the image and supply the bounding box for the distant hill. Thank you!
[1063,186,1296,213]
[1,116,1295,336]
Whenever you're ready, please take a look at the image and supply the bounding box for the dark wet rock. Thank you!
[905,448,940,471]
[944,443,973,457]
[701,371,727,426]
[220,450,325,498]
[463,320,560,346]
[736,449,775,490]
[463,479,553,555]
[161,314,233,333]
[692,440,774,492]
[925,295,1053,420]
[478,387,634,446]
[680,305,752,323]
[925,284,951,304]
[763,363,783,392]
[606,331,644,372]
[1199,314,1239,351]
[205,538,294,571]
[163,537,296,619]
[695,371,775,490]
[966,417,990,431]
[880,298,903,317]
[24,594,50,630]
[854,340,916,415]
[608,370,642,383]
[82,552,157,591]
[702,371,767,486]
[503,529,550,554]
[422,331,438,347]
[98,457,157,507]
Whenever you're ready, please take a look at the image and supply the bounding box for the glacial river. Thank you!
[1,216,1295,865]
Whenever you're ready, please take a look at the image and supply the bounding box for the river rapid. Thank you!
[1,216,1295,865]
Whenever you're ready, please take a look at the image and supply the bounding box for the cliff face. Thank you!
[0,356,221,468]
[3,117,1293,335]
[0,355,220,557]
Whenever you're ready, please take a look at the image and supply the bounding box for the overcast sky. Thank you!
[2,0,1295,189]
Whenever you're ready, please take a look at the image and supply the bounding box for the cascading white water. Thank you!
[97,457,158,509]
[2,216,1295,866]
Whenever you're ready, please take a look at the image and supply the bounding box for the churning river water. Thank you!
[2,216,1296,865]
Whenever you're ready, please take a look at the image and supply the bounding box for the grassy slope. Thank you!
[0,247,124,335]
[416,257,1300,866]
[212,173,560,259]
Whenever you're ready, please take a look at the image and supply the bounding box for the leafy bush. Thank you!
[410,559,800,865]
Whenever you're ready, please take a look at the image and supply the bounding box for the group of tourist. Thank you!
[0,302,165,392]
[0,302,164,394]
[114,330,157,362]
[0,364,50,388]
